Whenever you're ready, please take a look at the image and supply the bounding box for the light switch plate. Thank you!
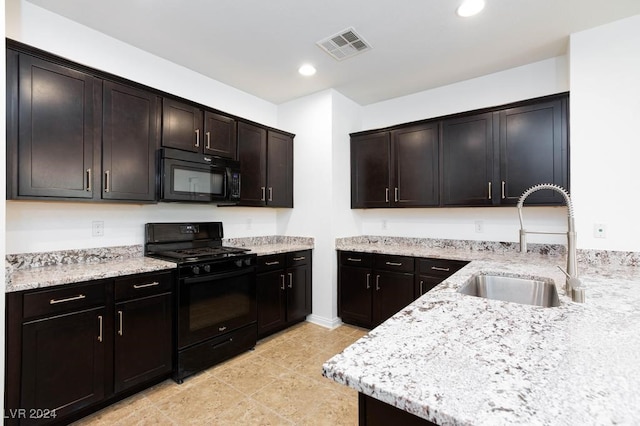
[593,223,606,239]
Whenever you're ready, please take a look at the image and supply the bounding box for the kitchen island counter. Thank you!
[324,237,640,425]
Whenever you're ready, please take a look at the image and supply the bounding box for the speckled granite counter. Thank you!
[5,245,176,293]
[6,237,314,293]
[224,235,314,256]
[324,236,640,425]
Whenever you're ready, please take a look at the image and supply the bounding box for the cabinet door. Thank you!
[442,112,497,206]
[339,265,373,327]
[161,98,203,152]
[351,132,391,208]
[373,272,414,326]
[17,54,97,199]
[391,123,439,207]
[204,111,237,159]
[286,265,310,323]
[257,270,287,337]
[237,122,267,206]
[21,307,106,423]
[266,131,294,207]
[114,293,172,393]
[102,81,159,201]
[415,275,442,299]
[499,98,568,205]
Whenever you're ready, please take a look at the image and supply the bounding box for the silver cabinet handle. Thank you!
[86,169,92,191]
[420,280,425,295]
[395,187,399,202]
[98,315,103,342]
[501,180,506,199]
[385,188,389,203]
[261,187,266,201]
[268,187,273,202]
[265,261,280,266]
[347,257,362,262]
[431,266,450,272]
[385,262,402,266]
[376,275,380,291]
[206,131,211,149]
[288,272,293,289]
[293,256,306,261]
[50,294,86,305]
[219,326,227,332]
[366,273,371,289]
[488,181,492,200]
[133,281,159,289]
[118,310,123,336]
[195,129,200,147]
[104,170,110,193]
[280,274,285,290]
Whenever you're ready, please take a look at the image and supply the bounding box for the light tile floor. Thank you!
[73,322,368,425]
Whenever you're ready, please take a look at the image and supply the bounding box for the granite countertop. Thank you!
[5,236,314,293]
[324,236,640,425]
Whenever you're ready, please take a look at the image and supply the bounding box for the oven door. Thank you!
[178,267,256,349]
[162,158,228,202]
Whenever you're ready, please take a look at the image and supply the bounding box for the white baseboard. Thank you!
[306,314,342,330]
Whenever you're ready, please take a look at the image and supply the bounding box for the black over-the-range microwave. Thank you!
[159,148,241,203]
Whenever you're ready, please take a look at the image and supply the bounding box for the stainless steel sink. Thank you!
[458,274,560,308]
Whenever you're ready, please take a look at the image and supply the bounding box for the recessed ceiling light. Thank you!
[298,64,317,76]
[457,0,485,17]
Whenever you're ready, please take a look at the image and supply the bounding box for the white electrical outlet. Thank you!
[382,219,388,230]
[92,221,104,237]
[594,223,606,239]
[246,218,253,230]
[474,220,483,233]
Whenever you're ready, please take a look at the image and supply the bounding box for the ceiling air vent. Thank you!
[317,27,372,61]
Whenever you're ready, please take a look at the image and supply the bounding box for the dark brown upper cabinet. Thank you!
[351,93,569,208]
[237,121,293,207]
[498,97,568,205]
[441,112,498,206]
[6,47,159,203]
[102,81,160,201]
[161,98,237,159]
[9,51,99,200]
[351,123,439,208]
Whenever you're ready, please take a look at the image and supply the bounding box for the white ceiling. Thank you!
[25,0,640,106]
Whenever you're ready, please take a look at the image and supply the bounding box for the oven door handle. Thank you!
[182,267,255,284]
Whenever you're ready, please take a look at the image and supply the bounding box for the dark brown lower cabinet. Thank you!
[339,251,469,329]
[21,307,107,425]
[5,271,174,425]
[359,393,438,426]
[338,252,415,329]
[257,250,312,338]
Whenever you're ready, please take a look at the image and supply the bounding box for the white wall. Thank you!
[569,15,640,252]
[4,0,281,254]
[276,89,361,326]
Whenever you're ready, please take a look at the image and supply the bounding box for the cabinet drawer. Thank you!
[287,250,310,267]
[115,271,174,301]
[23,281,107,319]
[416,258,468,278]
[339,251,373,268]
[374,255,414,273]
[257,253,286,273]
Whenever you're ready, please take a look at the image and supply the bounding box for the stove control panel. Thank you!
[180,254,256,278]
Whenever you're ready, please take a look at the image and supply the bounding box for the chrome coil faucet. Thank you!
[517,183,585,303]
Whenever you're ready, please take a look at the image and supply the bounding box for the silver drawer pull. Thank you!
[133,281,160,289]
[98,315,103,342]
[431,266,450,272]
[386,262,402,266]
[347,258,362,262]
[219,326,227,332]
[293,256,306,261]
[50,294,86,305]
[265,261,280,266]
